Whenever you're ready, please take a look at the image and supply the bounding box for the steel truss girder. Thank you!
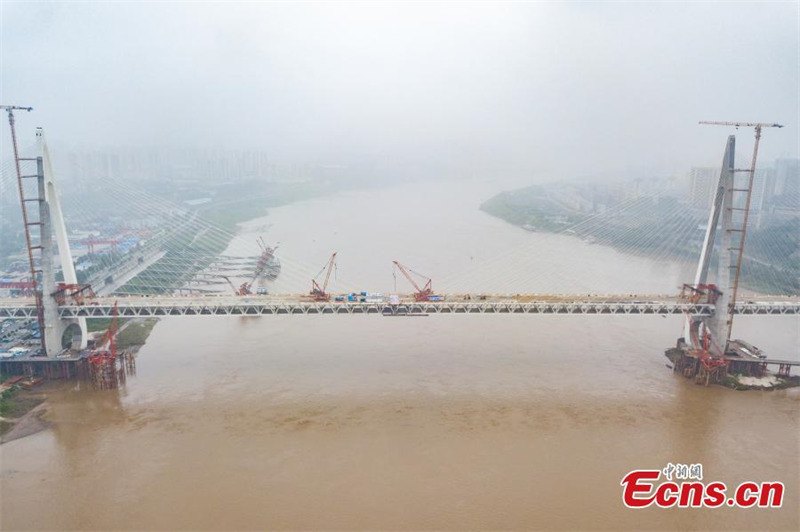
[2,300,797,319]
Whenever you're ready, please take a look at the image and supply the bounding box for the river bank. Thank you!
[723,374,800,390]
[0,385,49,443]
[119,178,392,295]
[481,185,800,296]
[0,317,159,444]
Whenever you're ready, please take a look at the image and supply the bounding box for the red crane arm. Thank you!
[311,252,337,299]
[393,261,423,293]
[97,301,119,355]
[321,252,337,293]
[392,260,433,295]
[110,301,118,359]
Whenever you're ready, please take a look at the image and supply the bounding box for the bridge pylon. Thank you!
[683,135,736,356]
[4,104,88,357]
[36,129,88,356]
[675,122,783,383]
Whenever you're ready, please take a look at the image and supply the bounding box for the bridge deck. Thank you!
[0,294,798,319]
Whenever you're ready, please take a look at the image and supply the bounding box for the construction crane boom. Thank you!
[393,260,434,301]
[699,121,783,129]
[93,301,118,357]
[311,252,337,301]
[220,275,252,296]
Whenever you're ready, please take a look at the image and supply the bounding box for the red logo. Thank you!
[621,465,783,509]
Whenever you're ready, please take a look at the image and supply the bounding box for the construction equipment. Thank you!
[679,283,720,305]
[2,105,44,337]
[221,275,253,296]
[0,281,35,296]
[257,237,274,254]
[218,238,278,296]
[311,252,337,301]
[393,261,436,301]
[253,237,279,279]
[93,301,118,358]
[82,238,120,255]
[699,121,783,130]
[53,283,96,306]
[88,301,120,389]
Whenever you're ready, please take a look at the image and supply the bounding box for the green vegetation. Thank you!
[480,187,585,231]
[0,385,48,440]
[739,260,800,297]
[62,317,132,348]
[200,182,333,229]
[749,218,800,271]
[0,387,44,418]
[0,387,14,417]
[481,185,799,295]
[77,318,158,350]
[87,317,129,333]
[119,179,345,295]
[117,319,158,349]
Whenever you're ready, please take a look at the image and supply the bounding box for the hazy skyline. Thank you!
[1,1,798,181]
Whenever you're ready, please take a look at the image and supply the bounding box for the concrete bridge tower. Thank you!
[684,135,735,356]
[684,121,782,357]
[36,128,89,356]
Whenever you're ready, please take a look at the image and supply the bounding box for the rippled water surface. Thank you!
[2,182,798,530]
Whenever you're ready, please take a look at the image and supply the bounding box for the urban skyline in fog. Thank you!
[2,1,798,182]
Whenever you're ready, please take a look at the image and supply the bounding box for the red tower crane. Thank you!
[392,261,435,301]
[3,105,44,335]
[311,252,337,301]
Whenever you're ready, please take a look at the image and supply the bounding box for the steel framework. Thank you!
[1,297,798,320]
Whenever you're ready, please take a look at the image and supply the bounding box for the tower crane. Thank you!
[392,261,435,301]
[310,252,337,301]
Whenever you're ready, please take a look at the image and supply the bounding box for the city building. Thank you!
[688,167,718,209]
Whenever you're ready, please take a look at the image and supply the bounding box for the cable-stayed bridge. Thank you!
[0,108,797,382]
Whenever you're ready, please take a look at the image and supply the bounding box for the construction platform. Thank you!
[666,338,798,386]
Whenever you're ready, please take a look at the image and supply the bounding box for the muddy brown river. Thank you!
[2,182,798,530]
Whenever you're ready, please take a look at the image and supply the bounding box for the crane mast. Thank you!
[311,252,337,301]
[2,105,44,335]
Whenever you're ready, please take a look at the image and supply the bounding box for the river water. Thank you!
[2,181,799,530]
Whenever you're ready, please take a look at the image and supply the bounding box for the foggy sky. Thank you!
[1,1,798,181]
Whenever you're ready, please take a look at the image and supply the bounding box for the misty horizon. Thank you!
[1,1,797,183]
